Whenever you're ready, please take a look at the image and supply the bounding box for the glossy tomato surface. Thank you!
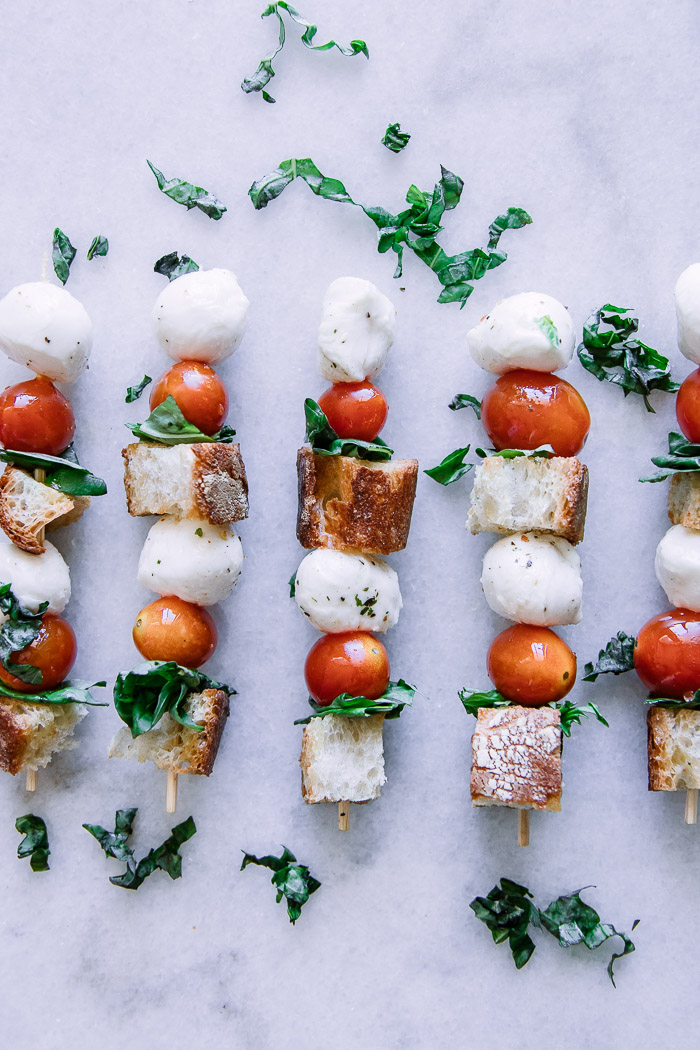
[304,632,390,705]
[487,624,576,706]
[481,369,590,457]
[676,368,700,443]
[318,381,388,442]
[133,596,217,667]
[150,361,228,435]
[0,613,77,693]
[634,608,700,698]
[0,376,75,455]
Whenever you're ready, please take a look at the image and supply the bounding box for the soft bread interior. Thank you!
[0,700,85,773]
[300,713,386,803]
[0,467,75,553]
[108,689,226,775]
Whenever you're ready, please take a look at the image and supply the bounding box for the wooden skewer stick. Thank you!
[26,769,38,792]
[25,467,47,793]
[685,789,698,825]
[338,800,350,831]
[518,809,530,847]
[166,770,178,814]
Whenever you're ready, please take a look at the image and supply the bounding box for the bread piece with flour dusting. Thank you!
[470,705,561,811]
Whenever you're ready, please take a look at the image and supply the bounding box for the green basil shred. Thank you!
[84,808,197,890]
[147,160,227,220]
[382,122,410,153]
[154,253,200,281]
[126,394,236,445]
[87,235,109,261]
[241,846,321,923]
[458,687,608,736]
[304,397,392,461]
[113,660,234,737]
[640,432,700,483]
[52,227,76,284]
[295,679,415,724]
[16,814,50,872]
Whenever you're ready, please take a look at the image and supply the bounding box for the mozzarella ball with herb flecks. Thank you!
[317,277,396,382]
[0,538,70,615]
[675,264,700,363]
[0,282,93,383]
[294,548,402,633]
[467,292,575,374]
[481,531,582,626]
[655,525,700,611]
[137,517,243,606]
[152,268,250,364]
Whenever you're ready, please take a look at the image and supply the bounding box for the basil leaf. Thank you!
[449,393,481,418]
[583,632,636,681]
[83,808,137,864]
[241,1,368,104]
[113,660,234,737]
[241,845,321,923]
[304,398,393,461]
[84,809,197,890]
[644,691,700,709]
[294,679,415,724]
[536,315,560,347]
[154,252,200,281]
[556,700,609,737]
[288,572,296,598]
[578,304,679,413]
[147,160,226,220]
[459,688,512,717]
[0,446,107,497]
[459,687,607,736]
[539,890,638,988]
[475,445,555,460]
[0,584,46,684]
[125,375,152,403]
[16,814,50,872]
[382,122,411,153]
[52,227,76,284]
[126,394,236,445]
[0,678,106,705]
[424,447,473,485]
[87,235,109,261]
[640,431,700,482]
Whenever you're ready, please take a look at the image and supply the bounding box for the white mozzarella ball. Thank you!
[467,292,575,374]
[655,525,700,610]
[152,268,250,364]
[294,548,402,633]
[137,518,243,606]
[675,264,700,363]
[0,539,70,614]
[317,277,396,382]
[481,531,582,625]
[0,282,93,383]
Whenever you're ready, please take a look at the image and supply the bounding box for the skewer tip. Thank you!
[685,788,698,825]
[338,800,350,831]
[26,769,38,792]
[166,770,178,814]
[517,808,530,847]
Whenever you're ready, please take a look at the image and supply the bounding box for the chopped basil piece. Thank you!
[125,375,152,403]
[644,691,700,709]
[556,700,609,736]
[382,122,410,153]
[475,445,555,460]
[449,393,481,418]
[458,688,512,717]
[0,584,46,684]
[294,679,415,724]
[640,431,700,482]
[0,446,107,497]
[126,394,236,445]
[84,808,197,890]
[0,679,107,706]
[113,660,234,737]
[241,846,320,923]
[87,235,109,261]
[147,160,226,220]
[423,447,473,485]
[288,572,296,598]
[52,228,76,285]
[194,527,203,537]
[458,687,608,736]
[304,398,392,461]
[536,314,560,347]
[16,814,50,872]
[154,252,200,281]
[583,632,636,681]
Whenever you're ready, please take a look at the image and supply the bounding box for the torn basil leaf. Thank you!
[578,305,679,412]
[556,700,609,737]
[241,846,321,923]
[288,572,296,598]
[459,687,607,735]
[0,679,107,705]
[125,375,152,403]
[147,160,226,220]
[644,691,700,709]
[382,122,410,153]
[84,809,197,890]
[127,394,236,445]
[0,584,46,684]
[304,398,392,461]
[87,235,109,261]
[0,446,107,497]
[536,315,560,347]
[583,632,636,681]
[154,252,200,281]
[241,1,368,104]
[294,679,415,724]
[449,393,481,418]
[640,431,700,482]
[539,890,639,988]
[476,445,555,460]
[52,228,76,285]
[424,447,473,485]
[459,688,512,717]
[113,660,233,737]
[16,814,50,872]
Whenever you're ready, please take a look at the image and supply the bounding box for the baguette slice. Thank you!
[471,705,562,811]
[648,705,700,790]
[108,688,229,776]
[300,713,386,803]
[468,455,588,544]
[668,472,700,529]
[297,447,418,555]
[0,467,77,553]
[0,699,86,774]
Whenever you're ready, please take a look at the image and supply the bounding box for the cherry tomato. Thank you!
[0,376,75,455]
[487,624,576,706]
[150,361,228,436]
[634,608,700,699]
[676,368,700,443]
[318,381,388,442]
[481,369,590,457]
[0,613,77,693]
[304,632,390,705]
[133,596,217,667]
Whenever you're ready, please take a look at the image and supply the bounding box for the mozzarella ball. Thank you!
[137,518,243,606]
[294,548,402,633]
[152,268,250,364]
[481,531,582,626]
[0,282,93,383]
[467,292,575,374]
[317,277,396,382]
[0,539,70,614]
[655,525,700,610]
[675,264,700,363]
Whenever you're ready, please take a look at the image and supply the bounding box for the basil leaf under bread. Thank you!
[476,445,555,459]
[84,808,197,890]
[582,632,636,681]
[0,679,107,705]
[294,678,415,724]
[304,398,393,461]
[126,394,236,445]
[125,375,152,403]
[241,846,321,923]
[154,252,200,281]
[87,235,109,261]
[449,393,481,418]
[424,446,473,485]
[0,446,107,497]
[15,814,50,872]
[644,691,700,709]
[459,687,607,735]
[113,660,234,737]
[640,431,700,482]
[52,227,76,284]
[147,160,226,220]
[382,122,410,153]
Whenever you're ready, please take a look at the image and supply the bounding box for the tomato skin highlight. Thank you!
[150,361,228,436]
[481,369,590,457]
[304,631,390,705]
[487,624,576,706]
[133,596,217,667]
[0,376,75,455]
[676,368,700,443]
[634,608,700,698]
[0,613,77,692]
[318,381,388,442]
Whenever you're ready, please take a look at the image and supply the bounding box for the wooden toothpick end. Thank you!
[26,769,38,792]
[518,809,530,847]
[338,800,350,831]
[685,788,698,825]
[166,771,178,814]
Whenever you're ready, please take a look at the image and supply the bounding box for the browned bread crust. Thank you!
[647,705,700,791]
[296,447,418,555]
[0,466,75,553]
[471,705,562,811]
[185,688,230,776]
[0,699,84,774]
[668,472,700,529]
[0,701,29,773]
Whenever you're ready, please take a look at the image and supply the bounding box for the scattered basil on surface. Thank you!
[0,584,46,684]
[458,688,608,735]
[423,447,473,485]
[126,394,236,445]
[382,122,410,153]
[449,393,481,418]
[294,679,415,724]
[583,632,636,681]
[288,572,296,598]
[154,252,200,281]
[304,398,393,461]
[125,375,152,403]
[240,846,321,923]
[113,660,234,737]
[16,814,50,872]
[84,808,197,890]
[241,1,368,103]
[0,679,107,706]
[578,304,679,412]
[147,160,227,220]
[87,235,109,261]
[0,446,107,497]
[52,227,76,284]
[640,431,700,482]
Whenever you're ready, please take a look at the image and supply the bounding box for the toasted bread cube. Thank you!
[468,455,589,544]
[300,713,386,803]
[122,442,248,525]
[296,447,417,555]
[648,706,700,790]
[0,699,86,774]
[471,705,562,811]
[668,473,700,530]
[0,467,78,553]
[108,688,229,776]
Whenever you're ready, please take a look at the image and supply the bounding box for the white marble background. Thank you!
[0,0,699,1046]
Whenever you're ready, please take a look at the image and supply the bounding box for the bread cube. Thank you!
[0,467,82,554]
[300,713,386,803]
[0,699,86,774]
[470,705,562,811]
[668,473,700,530]
[648,705,700,790]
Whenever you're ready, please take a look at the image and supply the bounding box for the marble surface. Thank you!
[1,0,700,1046]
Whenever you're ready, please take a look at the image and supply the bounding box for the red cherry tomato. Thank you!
[0,613,77,693]
[304,632,390,705]
[481,369,590,457]
[634,608,700,699]
[318,381,388,442]
[676,368,700,443]
[133,596,217,667]
[150,361,228,436]
[0,376,75,455]
[487,624,576,706]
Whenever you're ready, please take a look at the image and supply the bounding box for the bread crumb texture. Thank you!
[300,712,386,803]
[471,705,562,811]
[648,705,700,790]
[0,699,85,774]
